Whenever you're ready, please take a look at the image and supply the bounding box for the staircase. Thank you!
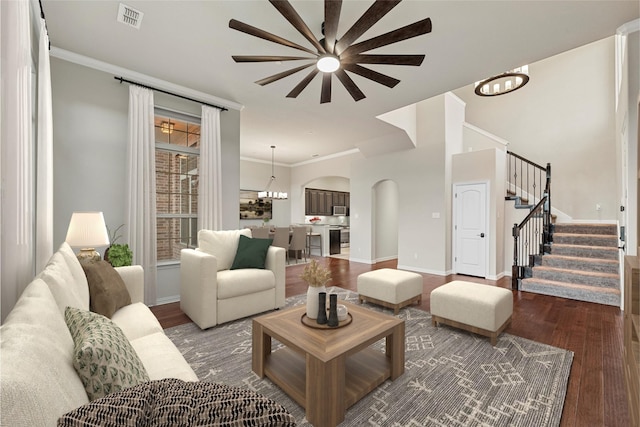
[521,223,620,306]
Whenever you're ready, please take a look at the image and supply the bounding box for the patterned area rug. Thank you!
[166,287,573,427]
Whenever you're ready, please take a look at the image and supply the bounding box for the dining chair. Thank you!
[251,227,270,239]
[271,227,291,263]
[289,227,308,264]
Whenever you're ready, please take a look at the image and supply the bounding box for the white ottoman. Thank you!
[430,280,513,346]
[357,268,423,314]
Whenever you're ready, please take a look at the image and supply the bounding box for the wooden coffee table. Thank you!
[252,300,405,427]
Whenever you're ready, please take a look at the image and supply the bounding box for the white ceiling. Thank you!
[41,0,638,165]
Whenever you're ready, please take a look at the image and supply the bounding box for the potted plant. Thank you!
[300,260,332,319]
[104,224,133,267]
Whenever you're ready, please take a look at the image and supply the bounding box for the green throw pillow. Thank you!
[64,306,149,401]
[230,235,273,270]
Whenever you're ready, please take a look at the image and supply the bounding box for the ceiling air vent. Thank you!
[117,3,143,29]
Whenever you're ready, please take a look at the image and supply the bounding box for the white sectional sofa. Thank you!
[0,242,197,426]
[180,229,286,329]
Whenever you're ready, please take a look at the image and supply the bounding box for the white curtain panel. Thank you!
[35,17,54,272]
[126,85,157,305]
[198,105,222,231]
[0,0,35,322]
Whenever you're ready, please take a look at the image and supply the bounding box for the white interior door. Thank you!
[454,182,488,277]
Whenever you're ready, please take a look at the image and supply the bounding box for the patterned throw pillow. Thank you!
[57,378,297,427]
[64,306,149,401]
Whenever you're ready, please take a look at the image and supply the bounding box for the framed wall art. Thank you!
[239,190,272,220]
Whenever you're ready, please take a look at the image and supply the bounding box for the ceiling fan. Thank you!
[229,0,432,104]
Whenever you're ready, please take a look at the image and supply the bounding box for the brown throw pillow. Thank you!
[80,260,131,318]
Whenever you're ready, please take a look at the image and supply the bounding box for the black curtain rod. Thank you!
[38,0,51,50]
[38,0,45,19]
[114,76,228,112]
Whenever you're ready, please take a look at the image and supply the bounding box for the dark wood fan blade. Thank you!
[269,0,325,54]
[255,63,314,86]
[341,54,425,66]
[323,0,342,54]
[334,0,401,55]
[335,69,366,101]
[233,55,316,63]
[229,19,317,55]
[341,17,432,57]
[321,73,332,104]
[286,68,319,98]
[342,63,400,88]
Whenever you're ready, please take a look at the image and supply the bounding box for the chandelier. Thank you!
[474,65,529,97]
[160,121,174,134]
[258,146,288,200]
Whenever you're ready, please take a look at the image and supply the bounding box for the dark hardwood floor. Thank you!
[150,257,630,427]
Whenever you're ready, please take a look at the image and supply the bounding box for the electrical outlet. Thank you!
[596,204,601,211]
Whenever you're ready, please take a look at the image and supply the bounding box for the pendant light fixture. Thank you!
[258,146,288,200]
[474,65,529,96]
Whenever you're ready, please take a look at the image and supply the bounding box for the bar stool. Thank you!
[306,226,323,257]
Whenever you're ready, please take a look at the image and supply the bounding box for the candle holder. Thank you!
[328,294,339,327]
[316,292,327,324]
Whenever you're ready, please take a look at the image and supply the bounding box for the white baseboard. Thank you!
[153,295,180,306]
[374,255,398,263]
[486,271,505,281]
[396,264,447,276]
[346,257,372,264]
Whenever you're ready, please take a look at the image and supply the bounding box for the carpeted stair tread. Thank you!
[541,254,619,274]
[553,223,617,235]
[552,232,618,247]
[521,278,620,306]
[550,243,618,260]
[531,266,619,288]
[522,277,620,294]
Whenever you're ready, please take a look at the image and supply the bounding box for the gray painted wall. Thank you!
[50,58,241,304]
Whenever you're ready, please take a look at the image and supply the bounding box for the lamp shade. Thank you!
[65,212,110,248]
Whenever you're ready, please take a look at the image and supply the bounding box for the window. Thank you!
[155,109,200,262]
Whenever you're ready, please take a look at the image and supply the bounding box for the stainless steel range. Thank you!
[340,227,350,248]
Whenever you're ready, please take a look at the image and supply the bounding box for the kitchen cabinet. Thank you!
[306,189,330,216]
[305,188,350,216]
[321,191,333,215]
[305,191,312,215]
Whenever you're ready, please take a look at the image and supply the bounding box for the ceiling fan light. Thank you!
[316,55,340,73]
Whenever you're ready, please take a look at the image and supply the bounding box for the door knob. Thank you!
[479,233,485,238]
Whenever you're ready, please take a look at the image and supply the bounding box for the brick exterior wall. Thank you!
[156,151,198,261]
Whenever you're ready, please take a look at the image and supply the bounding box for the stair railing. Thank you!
[508,151,552,290]
[507,151,548,206]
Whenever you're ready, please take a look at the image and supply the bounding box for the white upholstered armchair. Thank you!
[180,229,286,329]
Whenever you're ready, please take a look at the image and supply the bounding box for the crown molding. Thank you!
[50,47,244,111]
[241,148,361,167]
[617,19,640,35]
